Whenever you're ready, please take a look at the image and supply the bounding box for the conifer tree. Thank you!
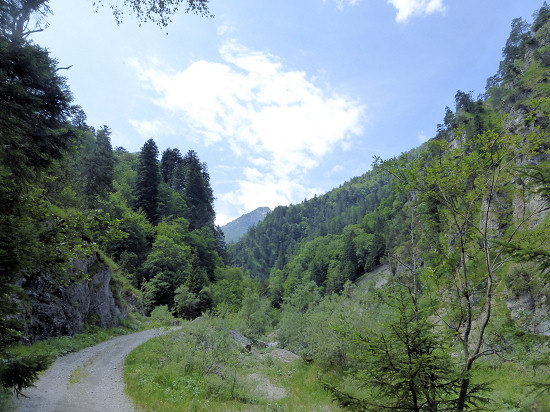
[83,126,115,204]
[160,147,182,186]
[0,11,74,394]
[135,138,161,224]
[176,150,215,230]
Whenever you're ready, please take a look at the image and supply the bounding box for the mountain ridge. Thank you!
[221,206,271,243]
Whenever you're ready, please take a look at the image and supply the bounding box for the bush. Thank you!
[236,289,272,338]
[149,305,176,326]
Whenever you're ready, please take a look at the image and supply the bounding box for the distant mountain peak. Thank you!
[221,207,271,243]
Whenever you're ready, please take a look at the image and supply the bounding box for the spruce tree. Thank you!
[174,150,215,230]
[83,126,115,204]
[135,138,161,224]
[0,13,74,395]
[160,147,182,186]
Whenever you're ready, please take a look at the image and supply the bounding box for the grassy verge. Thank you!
[472,359,550,411]
[124,315,341,411]
[11,313,147,360]
[0,312,147,410]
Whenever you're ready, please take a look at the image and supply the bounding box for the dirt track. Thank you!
[10,328,171,412]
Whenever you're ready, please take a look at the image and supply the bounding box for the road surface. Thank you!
[10,328,172,412]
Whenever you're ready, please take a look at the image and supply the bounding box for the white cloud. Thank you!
[215,213,234,227]
[128,119,175,137]
[327,164,344,176]
[131,40,365,212]
[218,176,320,213]
[243,167,263,180]
[217,24,235,36]
[324,0,361,11]
[387,0,446,23]
[418,131,430,143]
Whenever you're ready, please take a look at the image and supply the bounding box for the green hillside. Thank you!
[222,7,550,409]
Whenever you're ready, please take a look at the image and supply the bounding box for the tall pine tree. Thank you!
[160,147,182,186]
[174,150,215,230]
[135,138,160,224]
[83,126,115,204]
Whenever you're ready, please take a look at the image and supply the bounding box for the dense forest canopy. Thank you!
[0,0,222,394]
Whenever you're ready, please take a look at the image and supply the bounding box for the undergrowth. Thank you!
[124,315,341,411]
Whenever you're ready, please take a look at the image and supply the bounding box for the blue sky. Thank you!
[34,0,545,225]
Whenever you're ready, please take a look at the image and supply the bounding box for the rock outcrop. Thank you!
[18,253,131,343]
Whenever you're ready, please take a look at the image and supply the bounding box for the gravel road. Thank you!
[9,328,173,412]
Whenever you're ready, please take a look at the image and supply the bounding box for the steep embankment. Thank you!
[17,253,139,343]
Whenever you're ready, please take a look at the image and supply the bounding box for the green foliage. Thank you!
[237,289,272,339]
[124,317,248,411]
[82,126,115,205]
[328,288,466,412]
[96,0,211,27]
[276,282,321,355]
[149,305,177,326]
[0,0,219,399]
[174,285,201,320]
[160,147,182,185]
[176,150,216,231]
[0,353,52,397]
[229,172,395,282]
[157,181,189,220]
[102,191,155,278]
[533,2,550,33]
[499,17,531,82]
[112,148,139,206]
[211,267,245,315]
[0,34,74,182]
[2,3,550,408]
[141,233,192,284]
[135,138,161,224]
[378,125,548,410]
[125,316,338,411]
[276,281,361,371]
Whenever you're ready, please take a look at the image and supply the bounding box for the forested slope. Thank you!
[0,1,227,395]
[229,5,550,303]
[222,8,550,411]
[224,6,550,410]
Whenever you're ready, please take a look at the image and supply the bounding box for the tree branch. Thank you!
[55,65,73,72]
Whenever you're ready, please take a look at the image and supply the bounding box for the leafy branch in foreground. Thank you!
[92,0,212,27]
[0,354,52,397]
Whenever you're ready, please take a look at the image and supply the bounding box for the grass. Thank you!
[472,359,550,411]
[11,312,147,360]
[69,358,93,385]
[124,316,342,411]
[124,311,550,411]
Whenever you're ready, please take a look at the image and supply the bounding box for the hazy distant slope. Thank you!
[222,207,271,243]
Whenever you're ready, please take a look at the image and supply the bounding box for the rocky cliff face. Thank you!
[18,253,131,343]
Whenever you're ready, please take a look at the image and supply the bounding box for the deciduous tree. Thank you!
[379,127,547,410]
